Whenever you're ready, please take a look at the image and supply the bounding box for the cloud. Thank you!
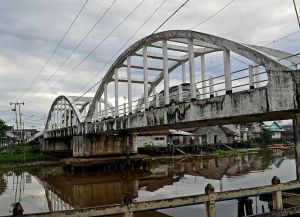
[0,0,299,128]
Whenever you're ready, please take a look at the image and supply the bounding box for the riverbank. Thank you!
[0,145,60,168]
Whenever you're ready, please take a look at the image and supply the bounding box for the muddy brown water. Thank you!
[0,150,296,216]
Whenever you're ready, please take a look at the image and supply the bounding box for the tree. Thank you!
[0,119,7,137]
[259,126,273,147]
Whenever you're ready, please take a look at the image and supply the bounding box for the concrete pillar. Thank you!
[294,113,300,180]
[123,96,127,116]
[104,83,108,118]
[201,55,206,98]
[205,184,216,217]
[115,68,119,117]
[249,65,254,89]
[254,64,260,88]
[271,176,283,211]
[223,48,232,94]
[209,76,214,98]
[178,84,183,102]
[127,56,132,114]
[68,106,71,127]
[56,105,59,129]
[143,46,149,109]
[188,38,196,100]
[64,99,67,127]
[163,40,169,105]
[182,62,186,83]
[51,110,55,129]
[99,100,102,119]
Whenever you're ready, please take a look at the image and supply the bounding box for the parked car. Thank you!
[149,83,200,108]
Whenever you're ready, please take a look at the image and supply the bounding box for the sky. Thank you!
[0,0,299,130]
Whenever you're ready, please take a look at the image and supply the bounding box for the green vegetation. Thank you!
[215,149,241,156]
[0,143,42,164]
[258,126,273,147]
[0,119,7,137]
[241,126,274,148]
[144,141,158,155]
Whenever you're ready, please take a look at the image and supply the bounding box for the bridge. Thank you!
[41,30,300,174]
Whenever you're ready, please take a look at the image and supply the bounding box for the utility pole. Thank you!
[10,102,24,144]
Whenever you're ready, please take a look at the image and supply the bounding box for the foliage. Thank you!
[241,139,260,148]
[0,119,7,137]
[144,140,158,156]
[258,126,273,147]
[0,145,42,164]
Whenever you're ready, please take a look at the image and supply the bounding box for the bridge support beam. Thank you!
[163,40,169,105]
[127,57,132,114]
[294,113,300,180]
[72,134,137,157]
[223,48,232,94]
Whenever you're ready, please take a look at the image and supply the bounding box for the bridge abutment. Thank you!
[72,134,137,157]
[41,138,72,156]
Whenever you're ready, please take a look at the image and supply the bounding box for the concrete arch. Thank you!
[45,95,83,131]
[86,30,293,122]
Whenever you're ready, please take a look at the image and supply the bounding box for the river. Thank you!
[0,150,296,216]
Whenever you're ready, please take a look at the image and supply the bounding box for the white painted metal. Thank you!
[127,57,132,114]
[223,48,232,93]
[188,38,196,99]
[163,40,170,105]
[143,46,149,109]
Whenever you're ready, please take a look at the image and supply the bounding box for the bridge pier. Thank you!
[41,138,72,156]
[72,134,137,157]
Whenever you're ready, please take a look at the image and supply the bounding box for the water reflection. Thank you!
[0,150,296,216]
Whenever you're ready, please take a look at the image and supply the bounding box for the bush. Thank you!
[13,147,23,155]
[29,145,40,154]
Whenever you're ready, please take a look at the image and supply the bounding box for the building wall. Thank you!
[134,136,167,148]
[194,126,232,145]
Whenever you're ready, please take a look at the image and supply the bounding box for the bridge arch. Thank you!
[85,30,294,122]
[45,95,83,131]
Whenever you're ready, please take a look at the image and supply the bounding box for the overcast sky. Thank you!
[0,0,299,129]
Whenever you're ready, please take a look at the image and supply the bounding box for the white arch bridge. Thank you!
[42,30,300,166]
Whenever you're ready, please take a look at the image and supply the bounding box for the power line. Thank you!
[263,30,299,46]
[72,0,191,103]
[78,0,168,93]
[32,0,118,93]
[24,0,118,101]
[189,0,235,30]
[26,0,145,102]
[20,0,89,101]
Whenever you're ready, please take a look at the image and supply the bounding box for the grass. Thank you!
[0,145,42,164]
[215,149,241,157]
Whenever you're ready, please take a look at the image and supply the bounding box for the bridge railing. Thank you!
[14,177,300,217]
[91,66,268,121]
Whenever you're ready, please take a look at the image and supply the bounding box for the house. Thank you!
[10,129,38,141]
[192,125,237,145]
[281,124,293,143]
[0,132,17,147]
[266,121,285,140]
[134,130,195,149]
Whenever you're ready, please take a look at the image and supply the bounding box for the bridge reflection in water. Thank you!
[0,150,295,216]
